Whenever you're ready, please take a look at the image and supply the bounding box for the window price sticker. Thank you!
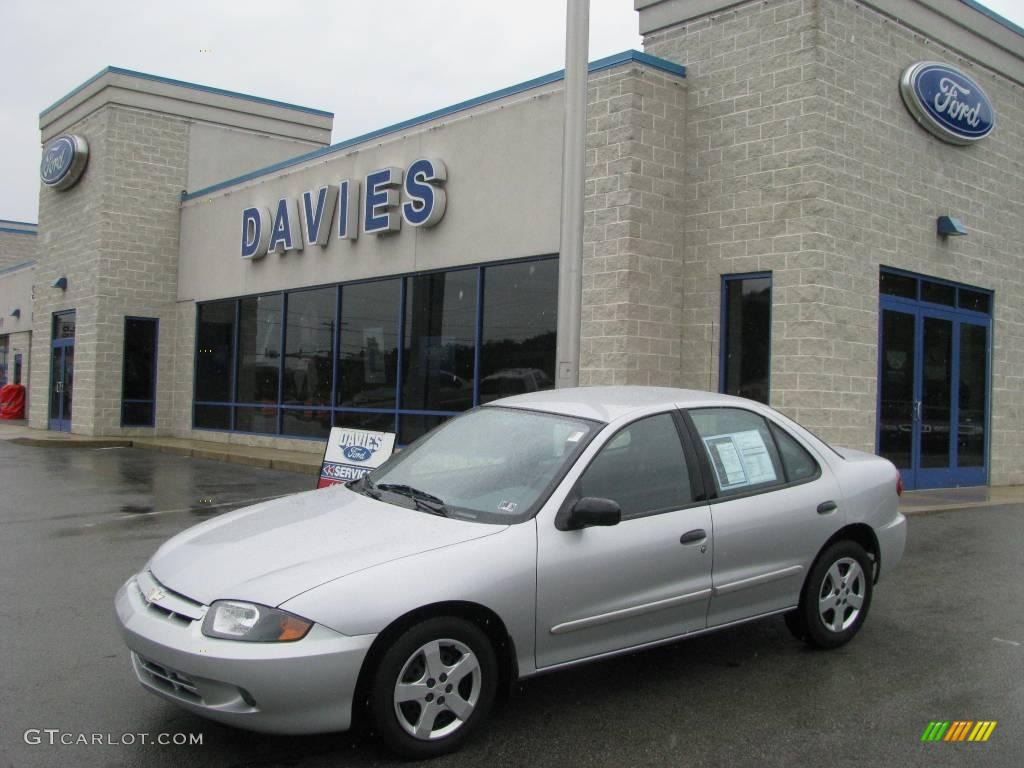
[703,429,777,491]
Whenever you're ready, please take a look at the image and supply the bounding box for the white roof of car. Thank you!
[489,386,749,423]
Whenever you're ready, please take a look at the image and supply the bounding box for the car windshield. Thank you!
[362,406,599,523]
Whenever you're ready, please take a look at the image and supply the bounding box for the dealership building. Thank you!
[0,0,1021,490]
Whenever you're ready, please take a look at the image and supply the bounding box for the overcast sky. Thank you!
[2,0,1021,224]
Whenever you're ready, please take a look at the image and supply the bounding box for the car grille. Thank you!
[136,655,203,703]
[134,571,205,626]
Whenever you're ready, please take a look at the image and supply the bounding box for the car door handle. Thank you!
[817,501,838,515]
[680,529,707,544]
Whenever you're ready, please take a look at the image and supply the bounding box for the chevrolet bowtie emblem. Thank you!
[146,587,166,603]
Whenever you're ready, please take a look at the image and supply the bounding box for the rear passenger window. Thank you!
[769,422,820,482]
[689,408,784,496]
[578,413,692,519]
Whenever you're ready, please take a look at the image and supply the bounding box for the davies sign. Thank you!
[241,158,447,260]
[899,62,994,145]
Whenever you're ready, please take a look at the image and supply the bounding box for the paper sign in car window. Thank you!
[703,430,777,491]
[704,435,748,490]
[731,429,777,484]
[318,427,396,488]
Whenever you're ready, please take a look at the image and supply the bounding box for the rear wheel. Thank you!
[787,540,873,649]
[369,617,497,759]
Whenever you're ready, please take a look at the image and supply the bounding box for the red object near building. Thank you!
[0,383,26,420]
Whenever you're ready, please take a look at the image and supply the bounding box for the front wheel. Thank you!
[787,540,873,650]
[369,617,497,759]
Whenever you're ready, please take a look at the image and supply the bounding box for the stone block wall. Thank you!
[644,0,1024,483]
[31,108,111,432]
[580,62,688,387]
[90,106,189,435]
[31,105,188,435]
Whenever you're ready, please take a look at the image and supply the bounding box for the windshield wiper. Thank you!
[374,483,451,517]
[347,476,381,499]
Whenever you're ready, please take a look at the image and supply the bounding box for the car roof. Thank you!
[487,386,749,423]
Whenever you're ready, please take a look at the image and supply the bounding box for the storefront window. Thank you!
[236,294,282,433]
[337,279,401,409]
[194,301,235,429]
[721,273,771,404]
[280,287,335,439]
[480,259,557,403]
[401,270,476,413]
[192,257,556,441]
[121,317,158,426]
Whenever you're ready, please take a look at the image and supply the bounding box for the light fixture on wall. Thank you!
[52,276,68,290]
[9,308,20,319]
[937,215,968,238]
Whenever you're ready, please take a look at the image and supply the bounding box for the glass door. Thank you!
[877,298,990,489]
[49,311,76,431]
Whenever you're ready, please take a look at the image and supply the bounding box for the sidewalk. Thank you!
[2,421,1022,511]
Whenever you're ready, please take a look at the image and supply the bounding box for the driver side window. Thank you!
[578,413,693,520]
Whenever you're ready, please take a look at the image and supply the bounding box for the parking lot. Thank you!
[1,439,1021,767]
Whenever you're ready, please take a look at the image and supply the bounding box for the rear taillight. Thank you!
[896,476,904,497]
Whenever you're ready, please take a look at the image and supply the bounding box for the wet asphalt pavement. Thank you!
[0,439,1021,768]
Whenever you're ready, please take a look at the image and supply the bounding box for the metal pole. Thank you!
[555,0,589,389]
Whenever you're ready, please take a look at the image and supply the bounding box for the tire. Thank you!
[369,617,497,759]
[788,540,874,650]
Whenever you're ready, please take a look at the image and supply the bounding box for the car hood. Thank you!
[149,486,505,607]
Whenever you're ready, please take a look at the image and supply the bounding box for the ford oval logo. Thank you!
[40,134,90,190]
[900,62,994,145]
[342,445,373,462]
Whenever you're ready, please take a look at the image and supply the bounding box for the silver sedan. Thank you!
[115,387,906,758]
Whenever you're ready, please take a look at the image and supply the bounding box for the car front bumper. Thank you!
[115,575,375,735]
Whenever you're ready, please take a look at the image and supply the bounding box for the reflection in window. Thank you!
[283,287,334,406]
[236,295,282,434]
[768,422,819,482]
[195,301,235,429]
[579,414,691,518]
[338,280,400,408]
[480,260,556,403]
[402,270,476,413]
[399,413,450,446]
[721,274,771,404]
[237,295,282,404]
[958,324,986,468]
[690,407,783,495]
[121,317,158,427]
[192,257,559,442]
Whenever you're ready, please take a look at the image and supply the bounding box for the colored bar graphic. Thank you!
[945,721,972,741]
[922,721,996,742]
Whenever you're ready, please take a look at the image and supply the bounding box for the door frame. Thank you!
[49,311,76,432]
[876,279,992,490]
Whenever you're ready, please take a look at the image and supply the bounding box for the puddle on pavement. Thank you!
[120,504,155,515]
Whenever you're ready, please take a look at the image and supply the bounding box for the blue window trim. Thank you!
[191,255,557,440]
[120,316,159,427]
[879,265,993,317]
[719,272,773,403]
[181,50,686,202]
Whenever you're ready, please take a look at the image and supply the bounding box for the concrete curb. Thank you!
[10,436,133,449]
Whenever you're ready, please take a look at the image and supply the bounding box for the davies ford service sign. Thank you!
[900,61,994,145]
[318,427,396,488]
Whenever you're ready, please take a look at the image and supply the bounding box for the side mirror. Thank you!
[557,496,622,531]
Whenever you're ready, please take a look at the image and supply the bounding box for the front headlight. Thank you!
[201,600,313,642]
